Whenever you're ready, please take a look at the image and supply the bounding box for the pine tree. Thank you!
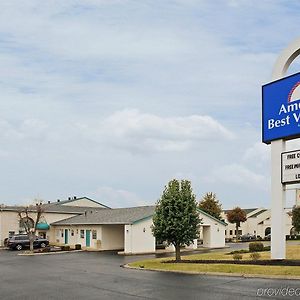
[199,192,222,220]
[152,179,201,261]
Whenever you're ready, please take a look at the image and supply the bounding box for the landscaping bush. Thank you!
[60,245,71,251]
[249,242,264,252]
[228,249,249,255]
[232,253,243,261]
[75,244,81,250]
[41,247,50,253]
[249,252,261,260]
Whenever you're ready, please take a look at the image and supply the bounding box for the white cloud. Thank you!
[77,109,234,153]
[205,163,268,191]
[90,186,149,208]
[243,142,270,169]
[0,118,48,141]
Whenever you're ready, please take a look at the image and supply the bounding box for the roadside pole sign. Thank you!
[281,150,300,184]
[262,72,300,144]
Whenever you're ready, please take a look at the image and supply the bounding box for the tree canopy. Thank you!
[199,192,222,220]
[152,179,201,261]
[227,207,247,239]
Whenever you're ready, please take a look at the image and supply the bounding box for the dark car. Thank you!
[240,233,256,242]
[7,234,49,251]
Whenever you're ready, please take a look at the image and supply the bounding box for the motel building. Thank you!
[0,196,226,254]
[221,207,293,240]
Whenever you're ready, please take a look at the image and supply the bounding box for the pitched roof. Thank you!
[51,206,156,225]
[223,208,258,215]
[51,197,110,208]
[249,209,268,218]
[197,208,227,226]
[0,204,108,214]
[51,205,228,226]
[0,196,110,214]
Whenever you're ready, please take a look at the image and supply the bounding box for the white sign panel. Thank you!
[281,150,300,184]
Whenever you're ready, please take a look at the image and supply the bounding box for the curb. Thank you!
[122,264,300,280]
[18,250,84,256]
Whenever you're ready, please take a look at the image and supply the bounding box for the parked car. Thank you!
[6,234,49,251]
[240,233,256,242]
[265,233,271,240]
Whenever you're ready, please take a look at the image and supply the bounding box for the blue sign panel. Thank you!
[262,72,300,144]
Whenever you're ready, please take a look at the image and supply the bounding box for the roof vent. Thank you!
[68,197,71,200]
[74,196,77,199]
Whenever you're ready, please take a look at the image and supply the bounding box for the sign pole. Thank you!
[271,140,286,259]
[270,38,300,260]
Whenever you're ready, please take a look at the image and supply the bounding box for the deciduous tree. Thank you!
[152,179,201,261]
[18,201,44,252]
[227,207,247,240]
[199,192,222,220]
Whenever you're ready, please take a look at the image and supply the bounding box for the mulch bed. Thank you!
[163,260,300,266]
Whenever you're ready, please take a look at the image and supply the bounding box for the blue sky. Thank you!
[1,1,300,208]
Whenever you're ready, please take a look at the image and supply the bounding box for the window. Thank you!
[80,230,85,238]
[229,230,233,235]
[61,230,64,238]
[92,230,97,240]
[71,230,74,236]
[225,230,227,235]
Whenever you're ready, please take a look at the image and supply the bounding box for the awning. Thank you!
[36,223,50,230]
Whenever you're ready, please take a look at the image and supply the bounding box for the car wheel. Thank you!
[16,244,23,251]
[40,242,46,248]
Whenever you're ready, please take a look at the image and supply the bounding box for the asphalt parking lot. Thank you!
[0,249,299,300]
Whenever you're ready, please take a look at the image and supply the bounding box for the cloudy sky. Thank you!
[1,0,300,208]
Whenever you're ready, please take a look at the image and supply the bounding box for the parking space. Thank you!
[1,249,300,300]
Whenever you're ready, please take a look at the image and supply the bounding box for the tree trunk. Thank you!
[29,232,34,252]
[236,224,239,241]
[175,244,181,262]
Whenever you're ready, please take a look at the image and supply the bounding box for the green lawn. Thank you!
[128,245,300,277]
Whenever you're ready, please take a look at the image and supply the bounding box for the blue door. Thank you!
[64,229,68,244]
[86,230,91,247]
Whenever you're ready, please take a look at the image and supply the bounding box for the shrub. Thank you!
[233,253,243,261]
[41,247,50,253]
[249,242,264,252]
[249,252,261,260]
[75,244,81,250]
[228,249,249,255]
[60,245,71,251]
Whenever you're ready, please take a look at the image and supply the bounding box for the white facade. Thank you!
[222,207,293,239]
[124,217,155,254]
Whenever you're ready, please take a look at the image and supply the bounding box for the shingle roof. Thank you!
[51,206,156,225]
[0,204,107,214]
[0,196,110,214]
